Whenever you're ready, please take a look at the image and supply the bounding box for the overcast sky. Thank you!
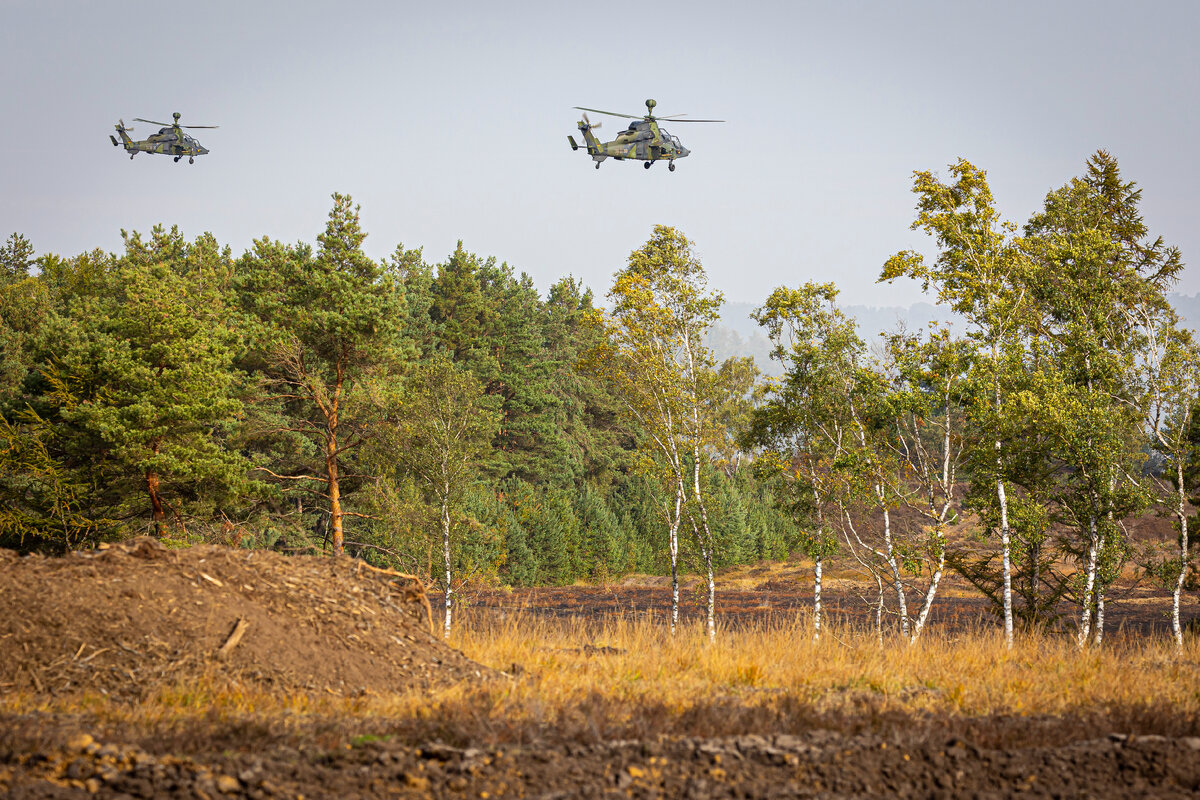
[3,0,1197,310]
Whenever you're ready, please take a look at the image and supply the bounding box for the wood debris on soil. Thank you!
[0,538,489,699]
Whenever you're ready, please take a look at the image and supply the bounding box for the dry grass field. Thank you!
[3,543,1199,797]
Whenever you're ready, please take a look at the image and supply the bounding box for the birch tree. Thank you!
[1134,305,1200,650]
[390,356,499,638]
[584,226,722,638]
[750,283,913,639]
[881,159,1030,648]
[1023,151,1181,646]
[743,389,839,641]
[881,325,971,642]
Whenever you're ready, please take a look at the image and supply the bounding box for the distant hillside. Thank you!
[1169,292,1200,332]
[708,294,1200,377]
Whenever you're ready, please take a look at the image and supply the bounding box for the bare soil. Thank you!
[460,558,1195,639]
[0,538,486,699]
[3,713,1199,798]
[3,542,1199,798]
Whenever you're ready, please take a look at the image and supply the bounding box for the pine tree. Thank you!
[2,227,255,545]
[237,194,408,555]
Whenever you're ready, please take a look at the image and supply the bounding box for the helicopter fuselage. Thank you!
[111,123,209,162]
[569,119,690,168]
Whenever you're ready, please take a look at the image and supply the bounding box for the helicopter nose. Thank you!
[679,146,690,158]
[198,146,209,155]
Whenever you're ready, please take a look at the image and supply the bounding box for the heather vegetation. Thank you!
[1,152,1197,649]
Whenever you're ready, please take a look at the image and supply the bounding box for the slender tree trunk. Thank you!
[910,529,945,643]
[692,443,717,643]
[1173,460,1189,651]
[994,355,1014,649]
[442,490,452,640]
[1029,537,1041,623]
[1078,514,1099,648]
[997,472,1014,648]
[813,555,823,642]
[146,439,165,537]
[327,438,343,556]
[704,548,716,644]
[1093,590,1106,647]
[874,574,885,646]
[880,505,909,637]
[146,475,165,537]
[326,366,344,556]
[669,480,682,636]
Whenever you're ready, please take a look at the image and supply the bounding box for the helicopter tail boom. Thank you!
[112,121,134,149]
[576,119,603,157]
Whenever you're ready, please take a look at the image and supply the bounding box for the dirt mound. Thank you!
[0,539,487,699]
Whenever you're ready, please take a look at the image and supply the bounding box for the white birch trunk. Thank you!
[669,484,681,636]
[874,574,885,646]
[910,531,945,643]
[880,505,910,637]
[1093,590,1105,647]
[1173,460,1189,651]
[997,469,1014,649]
[442,492,452,640]
[705,554,716,644]
[994,350,1014,650]
[1077,515,1099,649]
[813,556,823,642]
[691,443,717,643]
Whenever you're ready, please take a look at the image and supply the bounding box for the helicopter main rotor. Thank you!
[133,111,219,130]
[573,98,724,124]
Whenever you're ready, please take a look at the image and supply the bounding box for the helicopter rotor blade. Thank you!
[661,118,725,123]
[180,125,219,129]
[133,118,172,126]
[574,106,639,119]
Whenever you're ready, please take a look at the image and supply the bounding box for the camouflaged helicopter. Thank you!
[110,112,217,163]
[568,99,723,171]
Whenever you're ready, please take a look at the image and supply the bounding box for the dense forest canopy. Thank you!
[1,152,1196,645]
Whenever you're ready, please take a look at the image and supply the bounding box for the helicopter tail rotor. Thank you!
[112,120,134,148]
[580,112,601,131]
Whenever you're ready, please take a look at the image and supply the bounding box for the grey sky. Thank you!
[3,0,1197,309]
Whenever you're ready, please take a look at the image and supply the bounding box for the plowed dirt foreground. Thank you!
[0,539,485,698]
[2,720,1199,799]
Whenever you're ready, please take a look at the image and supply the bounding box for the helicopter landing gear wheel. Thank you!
[594,162,601,170]
[129,154,134,160]
[644,161,652,170]
[173,156,181,162]
[189,157,194,164]
[669,161,676,172]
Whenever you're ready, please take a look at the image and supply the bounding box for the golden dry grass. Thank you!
[5,609,1198,747]
[450,610,1200,718]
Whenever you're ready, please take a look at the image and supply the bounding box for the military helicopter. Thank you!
[568,99,723,171]
[110,112,217,163]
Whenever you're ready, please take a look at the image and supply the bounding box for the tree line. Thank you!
[1,152,1196,647]
[0,195,792,635]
